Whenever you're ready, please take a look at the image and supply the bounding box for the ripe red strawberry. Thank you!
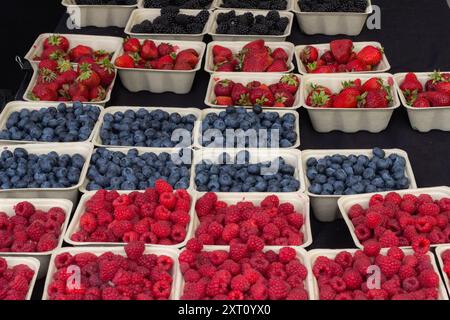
[69,45,94,63]
[300,45,319,64]
[346,59,368,72]
[68,82,90,100]
[40,47,66,61]
[140,40,158,60]
[123,38,141,53]
[272,48,288,61]
[213,45,233,61]
[306,88,333,108]
[320,50,335,64]
[155,55,175,70]
[250,88,275,107]
[157,43,174,57]
[38,59,58,72]
[91,58,116,87]
[231,83,251,105]
[44,35,70,52]
[434,81,450,95]
[88,86,106,101]
[357,45,383,66]
[31,84,58,101]
[360,89,391,108]
[330,39,353,64]
[273,89,295,108]
[333,88,360,108]
[243,39,266,52]
[242,51,273,72]
[173,62,192,70]
[311,65,335,74]
[214,79,234,96]
[424,91,450,107]
[279,74,300,95]
[114,54,135,68]
[155,179,173,194]
[77,64,101,89]
[342,79,362,92]
[412,97,431,108]
[216,60,238,72]
[215,96,233,106]
[267,59,288,72]
[176,49,199,68]
[361,77,384,92]
[400,73,423,99]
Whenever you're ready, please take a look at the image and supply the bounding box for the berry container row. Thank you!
[0,256,40,300]
[211,0,295,12]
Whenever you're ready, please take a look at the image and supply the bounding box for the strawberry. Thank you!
[157,43,174,56]
[424,71,444,91]
[37,68,57,84]
[400,73,423,101]
[31,84,58,101]
[266,59,288,72]
[357,45,383,66]
[93,50,111,61]
[38,59,58,72]
[77,64,101,88]
[140,40,158,60]
[175,49,199,68]
[77,56,97,69]
[250,88,275,107]
[214,80,234,96]
[216,61,237,72]
[40,47,66,61]
[306,86,333,108]
[242,51,273,72]
[361,77,384,92]
[247,81,263,90]
[279,74,300,95]
[173,62,192,70]
[115,54,135,68]
[342,79,362,92]
[320,50,335,64]
[155,55,175,70]
[359,89,391,108]
[424,91,450,107]
[56,69,77,86]
[435,81,450,95]
[69,45,94,63]
[272,48,288,61]
[346,59,368,72]
[273,89,295,108]
[412,97,431,108]
[89,86,106,102]
[333,88,361,108]
[215,96,233,106]
[243,39,265,53]
[44,35,70,52]
[91,58,116,87]
[69,82,90,100]
[213,45,233,61]
[330,39,353,64]
[123,38,141,53]
[300,45,319,64]
[231,83,251,105]
[311,65,335,73]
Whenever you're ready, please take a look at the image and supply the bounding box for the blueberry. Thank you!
[372,177,385,188]
[309,183,322,194]
[373,147,386,158]
[307,168,318,180]
[334,169,347,181]
[363,167,375,180]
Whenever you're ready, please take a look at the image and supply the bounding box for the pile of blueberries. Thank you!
[195,150,300,192]
[99,108,197,148]
[0,148,85,190]
[306,148,411,196]
[86,148,192,191]
[0,102,101,143]
[201,106,297,148]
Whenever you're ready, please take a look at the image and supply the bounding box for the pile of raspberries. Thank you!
[0,257,35,300]
[47,241,174,300]
[194,193,306,246]
[441,249,450,281]
[347,192,450,247]
[0,202,66,253]
[312,244,441,300]
[179,240,308,300]
[71,180,192,245]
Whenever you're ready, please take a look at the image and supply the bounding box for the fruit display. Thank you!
[200,106,298,148]
[211,74,300,108]
[195,151,301,193]
[0,148,85,190]
[142,0,213,9]
[214,10,290,36]
[75,0,137,4]
[398,71,450,108]
[218,0,289,10]
[69,184,192,245]
[299,40,384,73]
[46,242,176,300]
[0,102,101,143]
[306,148,410,196]
[86,148,191,191]
[193,193,306,246]
[28,57,115,102]
[311,245,442,300]
[179,241,309,300]
[305,77,394,109]
[211,40,291,72]
[440,249,450,282]
[32,35,116,64]
[346,192,450,248]
[0,257,36,300]
[130,9,210,34]
[0,202,66,253]
[298,0,368,12]
[98,108,198,148]
[115,38,201,70]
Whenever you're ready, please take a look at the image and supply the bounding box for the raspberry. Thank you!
[379,230,399,248]
[348,204,365,219]
[153,280,171,299]
[109,220,133,239]
[279,247,296,264]
[387,246,405,261]
[247,235,264,252]
[319,284,336,300]
[0,257,8,275]
[209,250,229,266]
[197,234,214,245]
[154,206,171,221]
[102,287,121,300]
[249,282,268,300]
[186,239,203,253]
[262,223,280,241]
[170,210,190,226]
[418,269,440,288]
[418,202,440,216]
[125,241,145,260]
[221,223,240,242]
[231,275,250,292]
[26,221,46,241]
[286,288,308,300]
[230,243,248,262]
[79,212,98,233]
[14,202,35,218]
[37,233,57,252]
[184,269,201,282]
[114,206,135,221]
[171,224,187,243]
[343,269,363,290]
[416,215,436,233]
[355,224,371,242]
[268,278,289,300]
[151,221,171,239]
[353,256,371,276]
[155,179,174,194]
[385,192,402,205]
[442,249,450,262]
[335,251,353,268]
[400,200,416,214]
[9,275,30,293]
[363,239,381,257]
[195,193,217,217]
[159,192,177,210]
[377,255,401,277]
[112,194,130,208]
[402,276,420,292]
[382,278,401,296]
[73,252,97,268]
[208,222,224,239]
[47,207,66,225]
[330,276,346,292]
[261,195,280,209]
[412,236,430,255]
[313,257,333,278]
[278,203,294,215]
[99,259,120,282]
[179,250,196,265]
[286,213,304,229]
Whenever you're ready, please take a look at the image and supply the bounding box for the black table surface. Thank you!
[19,0,450,299]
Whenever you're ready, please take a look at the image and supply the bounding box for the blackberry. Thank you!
[131,24,148,33]
[250,23,269,35]
[175,14,192,25]
[276,17,289,32]
[266,10,280,21]
[216,23,229,34]
[160,6,179,17]
[195,10,210,25]
[235,24,250,35]
[242,12,254,25]
[186,23,204,34]
[254,15,266,25]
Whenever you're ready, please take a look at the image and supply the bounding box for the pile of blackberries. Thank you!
[142,0,212,9]
[299,0,368,13]
[216,10,289,35]
[219,0,288,10]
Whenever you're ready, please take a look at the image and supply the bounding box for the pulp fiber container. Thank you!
[205,40,295,73]
[293,0,373,36]
[192,148,306,194]
[191,192,313,249]
[337,187,450,250]
[301,148,417,222]
[300,73,399,133]
[306,248,449,300]
[0,101,103,145]
[125,9,213,41]
[394,72,450,132]
[204,73,302,110]
[42,246,180,300]
[295,41,390,75]
[435,245,450,299]
[114,39,206,94]
[195,108,301,149]
[175,246,310,300]
[0,256,40,299]
[208,9,294,42]
[64,190,197,249]
[0,198,73,279]
[61,0,137,28]
[0,143,93,204]
[92,106,202,149]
